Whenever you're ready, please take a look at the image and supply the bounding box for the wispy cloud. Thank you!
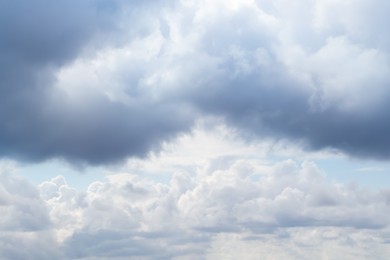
[355,167,385,172]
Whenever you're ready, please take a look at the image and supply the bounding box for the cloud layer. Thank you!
[1,155,389,259]
[1,0,390,164]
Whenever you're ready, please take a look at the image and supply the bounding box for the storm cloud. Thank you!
[0,0,194,164]
[2,0,390,164]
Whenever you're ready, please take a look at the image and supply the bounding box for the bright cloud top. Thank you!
[1,0,390,164]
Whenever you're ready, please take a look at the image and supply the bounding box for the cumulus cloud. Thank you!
[167,0,390,159]
[1,155,384,259]
[1,0,390,164]
[1,121,389,259]
[0,162,60,259]
[48,158,390,258]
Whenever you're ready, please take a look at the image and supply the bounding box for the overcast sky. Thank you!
[1,0,390,259]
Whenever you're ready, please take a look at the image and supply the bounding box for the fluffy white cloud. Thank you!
[58,0,390,110]
[40,156,390,258]
[3,142,388,259]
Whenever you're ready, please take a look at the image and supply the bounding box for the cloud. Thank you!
[170,0,390,160]
[1,128,389,259]
[2,3,390,258]
[0,162,60,259]
[1,154,377,258]
[47,158,390,258]
[0,162,50,232]
[2,0,390,165]
[0,0,195,165]
[207,228,390,260]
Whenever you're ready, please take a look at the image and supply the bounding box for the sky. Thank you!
[1,0,390,259]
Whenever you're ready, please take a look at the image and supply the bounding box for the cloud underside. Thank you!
[1,157,390,259]
[1,0,390,164]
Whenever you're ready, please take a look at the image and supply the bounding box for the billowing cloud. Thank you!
[165,0,390,160]
[1,153,389,259]
[0,0,194,165]
[40,158,390,258]
[1,0,390,164]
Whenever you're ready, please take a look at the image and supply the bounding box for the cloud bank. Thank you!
[1,0,390,164]
[1,156,389,259]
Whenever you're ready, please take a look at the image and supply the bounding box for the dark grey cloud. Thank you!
[171,0,390,160]
[2,0,390,165]
[190,66,390,160]
[1,93,193,164]
[0,0,194,165]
